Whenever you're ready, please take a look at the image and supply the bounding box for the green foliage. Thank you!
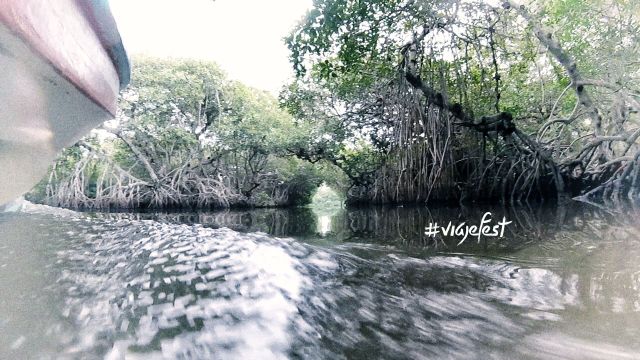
[310,184,344,215]
[34,57,345,209]
[283,0,640,204]
[335,143,384,186]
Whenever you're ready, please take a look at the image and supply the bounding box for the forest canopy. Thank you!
[282,0,640,205]
[29,57,345,209]
[31,0,640,209]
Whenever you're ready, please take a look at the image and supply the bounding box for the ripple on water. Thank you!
[50,220,326,359]
[3,203,640,359]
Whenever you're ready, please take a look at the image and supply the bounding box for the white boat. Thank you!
[0,0,129,205]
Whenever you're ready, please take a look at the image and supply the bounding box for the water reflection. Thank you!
[97,204,640,253]
[0,203,640,358]
[317,215,332,236]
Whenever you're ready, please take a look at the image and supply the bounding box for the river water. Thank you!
[1,202,640,359]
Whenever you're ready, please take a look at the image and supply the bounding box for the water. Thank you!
[1,202,640,359]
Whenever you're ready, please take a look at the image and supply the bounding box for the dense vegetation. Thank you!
[282,0,640,205]
[29,57,344,209]
[31,0,640,209]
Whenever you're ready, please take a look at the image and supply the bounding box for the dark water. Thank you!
[1,202,640,359]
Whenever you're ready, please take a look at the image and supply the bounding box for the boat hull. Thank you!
[0,0,128,205]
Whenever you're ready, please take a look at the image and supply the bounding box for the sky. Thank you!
[109,0,312,94]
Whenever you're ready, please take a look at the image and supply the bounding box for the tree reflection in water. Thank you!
[37,202,637,358]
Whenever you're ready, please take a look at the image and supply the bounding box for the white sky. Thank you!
[110,0,312,94]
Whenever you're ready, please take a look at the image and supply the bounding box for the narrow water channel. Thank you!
[1,202,639,359]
